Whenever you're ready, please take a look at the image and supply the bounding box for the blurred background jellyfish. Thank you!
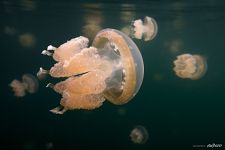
[18,32,37,48]
[4,26,17,36]
[121,16,158,42]
[9,74,39,97]
[131,16,158,41]
[19,0,37,11]
[45,142,54,150]
[40,28,144,114]
[173,54,207,80]
[120,4,136,23]
[163,39,184,54]
[117,107,127,116]
[130,125,149,144]
[82,4,103,40]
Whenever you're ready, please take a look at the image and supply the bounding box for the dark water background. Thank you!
[1,0,225,149]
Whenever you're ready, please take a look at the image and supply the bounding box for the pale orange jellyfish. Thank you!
[173,54,207,80]
[18,32,36,48]
[39,29,144,114]
[82,9,103,40]
[130,125,149,144]
[132,16,158,41]
[121,16,158,41]
[9,74,39,97]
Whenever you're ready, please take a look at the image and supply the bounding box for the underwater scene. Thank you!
[1,0,225,149]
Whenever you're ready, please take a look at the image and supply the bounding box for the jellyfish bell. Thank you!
[173,54,207,80]
[130,125,149,144]
[132,16,158,41]
[40,28,144,114]
[92,29,144,105]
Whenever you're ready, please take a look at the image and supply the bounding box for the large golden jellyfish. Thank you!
[40,29,144,114]
[173,54,207,80]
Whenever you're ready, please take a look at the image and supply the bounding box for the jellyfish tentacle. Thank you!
[37,67,49,78]
[41,50,53,56]
[47,45,56,51]
[49,105,67,115]
[46,83,54,88]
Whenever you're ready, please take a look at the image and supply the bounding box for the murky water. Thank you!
[1,0,225,149]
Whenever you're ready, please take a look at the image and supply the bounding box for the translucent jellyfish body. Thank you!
[132,16,158,41]
[9,74,39,97]
[173,54,207,80]
[130,126,149,144]
[40,29,144,114]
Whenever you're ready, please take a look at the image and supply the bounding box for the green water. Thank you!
[1,0,225,150]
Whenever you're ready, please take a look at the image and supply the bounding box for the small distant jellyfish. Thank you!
[20,0,37,11]
[117,107,127,116]
[19,32,36,48]
[9,74,39,97]
[131,16,158,41]
[120,4,136,23]
[121,16,158,41]
[173,54,207,80]
[45,142,53,150]
[82,10,103,40]
[130,126,149,144]
[82,24,102,40]
[4,26,17,36]
[164,39,184,54]
[40,28,144,114]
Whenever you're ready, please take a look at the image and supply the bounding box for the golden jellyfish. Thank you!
[40,29,144,114]
[132,16,158,41]
[82,8,103,40]
[130,125,149,144]
[9,74,39,97]
[173,54,207,80]
[121,16,158,41]
[18,32,36,48]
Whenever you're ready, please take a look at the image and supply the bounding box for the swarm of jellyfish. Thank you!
[39,29,144,114]
[9,74,39,97]
[130,125,149,144]
[173,54,207,80]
